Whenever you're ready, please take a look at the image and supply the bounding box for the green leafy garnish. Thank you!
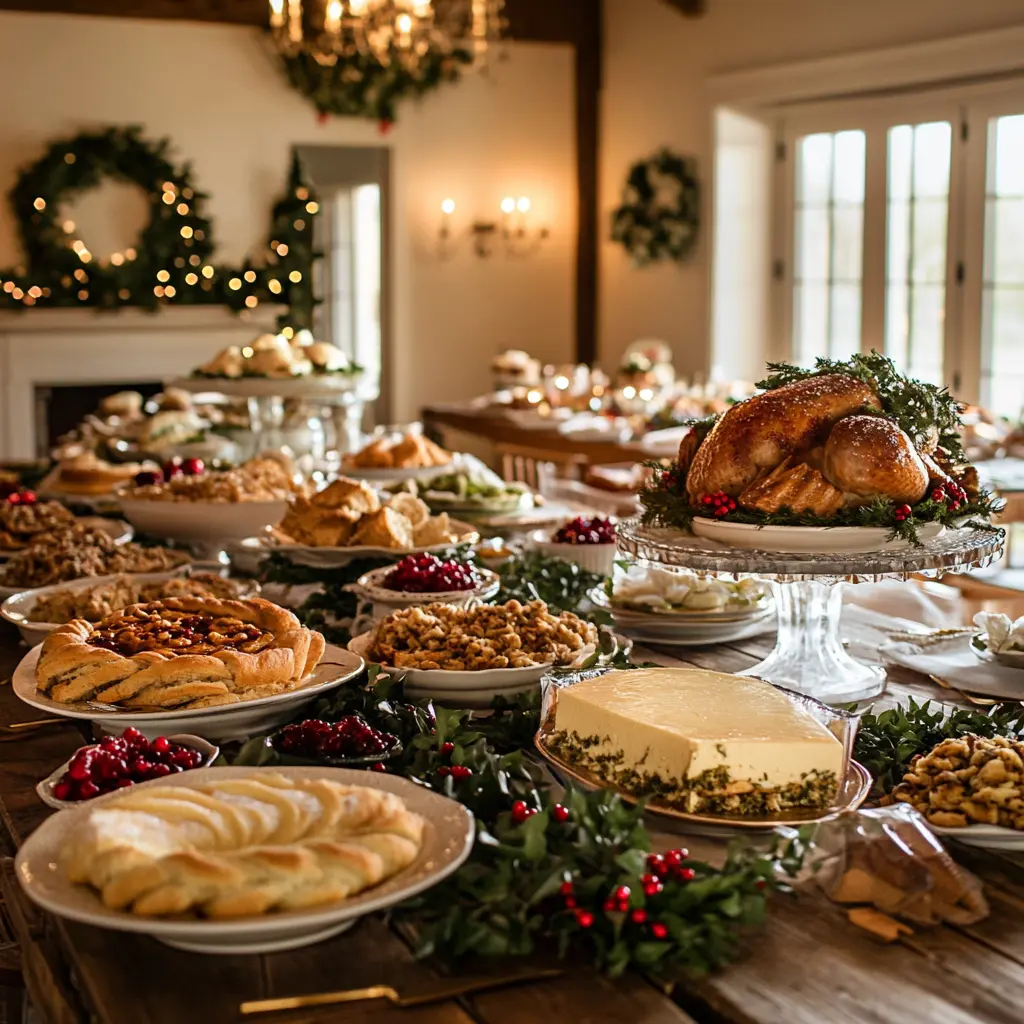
[853,697,1024,796]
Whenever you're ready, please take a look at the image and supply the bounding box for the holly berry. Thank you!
[559,881,574,896]
[894,504,913,523]
[181,457,205,477]
[450,765,473,779]
[575,910,595,929]
[5,492,20,504]
[650,922,669,940]
[931,487,946,502]
[699,491,737,519]
[614,885,631,902]
[19,490,37,505]
[162,458,183,480]
[511,800,534,824]
[643,880,664,897]
[646,854,667,876]
[368,762,387,773]
[630,908,648,925]
[564,896,577,909]
[552,804,570,823]
[677,867,696,882]
[440,741,455,755]
[436,766,451,777]
[664,848,688,867]
[134,470,162,487]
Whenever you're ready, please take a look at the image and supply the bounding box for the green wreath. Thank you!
[611,149,700,267]
[280,47,471,124]
[0,127,321,326]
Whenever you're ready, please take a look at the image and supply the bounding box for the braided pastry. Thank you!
[63,773,425,918]
[36,597,326,709]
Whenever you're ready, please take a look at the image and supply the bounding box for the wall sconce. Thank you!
[438,196,550,259]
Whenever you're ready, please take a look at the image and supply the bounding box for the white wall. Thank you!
[0,11,576,421]
[600,0,1024,381]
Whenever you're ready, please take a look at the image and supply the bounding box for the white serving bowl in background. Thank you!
[117,496,288,548]
[528,528,617,576]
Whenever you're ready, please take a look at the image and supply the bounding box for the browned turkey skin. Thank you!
[682,375,934,517]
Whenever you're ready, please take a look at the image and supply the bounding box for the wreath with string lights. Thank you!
[611,149,700,267]
[0,126,321,326]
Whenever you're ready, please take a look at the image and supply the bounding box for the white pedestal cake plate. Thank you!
[616,518,1005,705]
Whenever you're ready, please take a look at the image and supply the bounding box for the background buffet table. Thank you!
[3,627,1024,1024]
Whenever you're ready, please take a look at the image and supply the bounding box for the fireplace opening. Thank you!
[34,382,164,457]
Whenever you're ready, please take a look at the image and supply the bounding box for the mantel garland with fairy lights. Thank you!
[0,126,321,326]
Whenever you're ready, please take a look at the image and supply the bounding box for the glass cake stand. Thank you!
[616,518,1005,704]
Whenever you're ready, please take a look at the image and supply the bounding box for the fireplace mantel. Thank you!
[0,307,283,458]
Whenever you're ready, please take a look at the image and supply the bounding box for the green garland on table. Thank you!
[852,698,1024,797]
[235,671,790,977]
[611,149,700,267]
[0,127,321,325]
[280,47,473,125]
[640,352,1005,545]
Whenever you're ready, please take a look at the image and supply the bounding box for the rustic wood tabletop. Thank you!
[2,624,1024,1024]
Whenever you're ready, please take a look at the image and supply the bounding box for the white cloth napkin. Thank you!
[879,633,1024,699]
[842,579,962,630]
[973,611,1024,653]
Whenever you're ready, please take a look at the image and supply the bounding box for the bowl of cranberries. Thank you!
[37,728,219,809]
[268,716,402,768]
[353,555,501,616]
[530,517,618,576]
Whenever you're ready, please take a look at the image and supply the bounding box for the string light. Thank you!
[244,295,258,308]
[241,346,254,357]
[305,201,319,214]
[110,253,124,266]
[153,285,164,297]
[2,282,13,293]
[125,248,137,260]
[201,266,215,279]
[228,278,241,290]
[162,181,176,192]
[244,270,256,283]
[180,226,193,239]
[185,272,198,285]
[62,220,75,233]
[268,279,282,294]
[74,269,87,282]
[162,192,175,205]
[176,203,189,215]
[164,285,176,298]
[11,288,23,300]
[118,289,130,300]
[189,254,201,266]
[293,219,305,230]
[288,270,302,283]
[182,187,193,199]
[64,152,76,164]
[76,289,87,300]
[174,257,185,268]
[277,243,289,256]
[156,270,170,283]
[296,187,309,201]
[27,286,41,298]
[23,295,35,306]
[33,197,46,211]
[281,326,294,339]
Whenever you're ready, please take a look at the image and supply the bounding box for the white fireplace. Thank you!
[0,308,281,458]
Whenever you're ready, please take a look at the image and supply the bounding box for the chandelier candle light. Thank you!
[269,0,504,71]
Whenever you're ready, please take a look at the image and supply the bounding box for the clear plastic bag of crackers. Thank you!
[778,804,988,926]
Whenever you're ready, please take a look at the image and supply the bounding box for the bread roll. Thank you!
[686,375,880,500]
[822,416,929,504]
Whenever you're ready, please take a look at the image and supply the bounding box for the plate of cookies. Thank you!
[15,766,474,954]
[13,596,364,741]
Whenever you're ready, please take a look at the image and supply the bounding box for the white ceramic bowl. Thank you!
[689,518,945,554]
[13,644,365,742]
[349,564,501,622]
[36,733,220,810]
[970,632,1024,670]
[117,496,288,546]
[15,766,474,954]
[528,528,617,576]
[1,570,257,648]
[926,821,1024,851]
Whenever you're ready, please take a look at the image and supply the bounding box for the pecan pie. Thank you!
[36,597,326,710]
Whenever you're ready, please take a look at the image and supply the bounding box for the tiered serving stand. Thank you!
[617,518,1005,704]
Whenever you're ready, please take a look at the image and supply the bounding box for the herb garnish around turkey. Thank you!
[757,350,966,460]
[852,697,1024,796]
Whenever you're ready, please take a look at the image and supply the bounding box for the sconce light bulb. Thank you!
[441,198,456,215]
[396,12,413,32]
[622,386,637,400]
[500,197,516,215]
[516,196,532,213]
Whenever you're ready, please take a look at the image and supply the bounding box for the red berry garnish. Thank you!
[78,780,100,799]
[53,781,72,800]
[564,896,577,909]
[665,848,688,866]
[559,881,574,896]
[181,457,205,477]
[677,867,696,882]
[643,881,663,897]
[369,762,387,772]
[575,910,594,929]
[450,765,472,779]
[614,885,630,902]
[650,922,669,940]
[151,736,170,754]
[440,741,455,755]
[630,908,647,924]
[511,800,533,824]
[5,492,20,504]
[552,804,570,823]
[133,470,162,487]
[755,879,767,891]
[646,854,666,875]
[700,494,713,506]
[20,490,37,505]
[436,766,451,777]
[603,899,616,913]
[161,458,183,479]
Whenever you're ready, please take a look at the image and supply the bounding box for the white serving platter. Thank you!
[168,375,362,401]
[689,517,945,554]
[117,497,288,547]
[16,766,474,954]
[926,821,1024,851]
[1,569,257,648]
[13,644,365,742]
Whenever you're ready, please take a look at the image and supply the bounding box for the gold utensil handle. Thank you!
[240,986,399,1014]
[6,718,73,731]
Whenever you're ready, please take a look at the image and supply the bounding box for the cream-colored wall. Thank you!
[600,0,1024,381]
[0,11,576,421]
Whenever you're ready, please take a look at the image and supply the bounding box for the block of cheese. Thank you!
[549,668,845,816]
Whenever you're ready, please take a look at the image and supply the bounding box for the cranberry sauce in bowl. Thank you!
[270,716,402,768]
[551,517,616,545]
[383,553,481,593]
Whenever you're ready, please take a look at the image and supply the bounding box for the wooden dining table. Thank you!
[2,623,1024,1024]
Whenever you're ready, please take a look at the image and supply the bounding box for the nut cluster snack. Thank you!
[0,500,75,551]
[0,526,189,590]
[892,734,1024,830]
[368,599,598,671]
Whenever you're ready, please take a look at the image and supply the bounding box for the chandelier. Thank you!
[268,1,505,72]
